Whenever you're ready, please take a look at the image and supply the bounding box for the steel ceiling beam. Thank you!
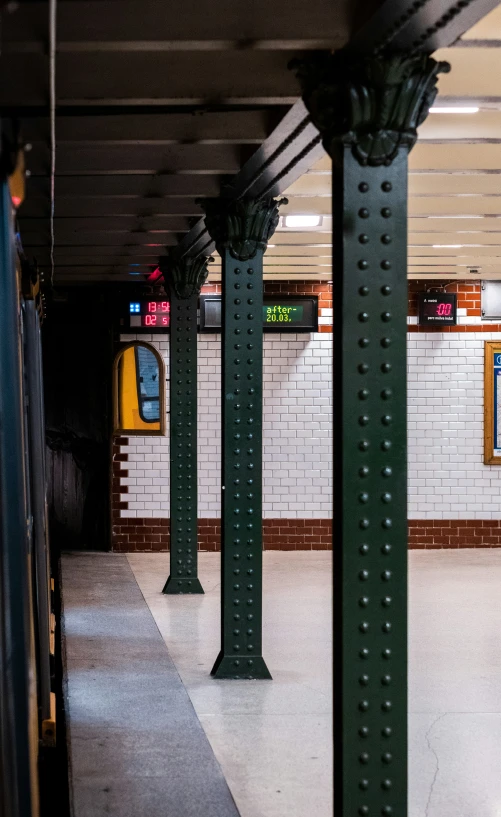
[24,144,245,175]
[19,110,286,143]
[350,0,501,55]
[21,233,180,246]
[4,0,350,46]
[25,175,226,197]
[19,197,204,218]
[0,51,305,107]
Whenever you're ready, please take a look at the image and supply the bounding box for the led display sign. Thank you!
[263,303,304,324]
[124,296,318,332]
[200,295,318,332]
[129,300,170,328]
[418,293,457,326]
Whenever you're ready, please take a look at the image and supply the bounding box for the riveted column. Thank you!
[292,52,449,814]
[162,254,212,595]
[200,197,286,679]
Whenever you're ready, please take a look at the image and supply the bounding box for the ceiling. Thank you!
[2,0,350,284]
[3,0,501,284]
[271,4,501,282]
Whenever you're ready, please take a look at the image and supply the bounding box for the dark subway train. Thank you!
[0,138,58,817]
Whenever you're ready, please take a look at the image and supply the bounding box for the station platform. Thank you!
[61,550,501,817]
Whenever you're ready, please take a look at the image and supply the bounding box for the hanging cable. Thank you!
[49,0,56,286]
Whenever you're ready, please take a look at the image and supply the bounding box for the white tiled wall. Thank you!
[408,332,501,520]
[119,330,501,521]
[118,332,333,519]
[262,335,332,518]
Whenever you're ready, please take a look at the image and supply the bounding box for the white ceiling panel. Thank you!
[433,47,501,97]
[461,4,501,38]
[410,144,501,170]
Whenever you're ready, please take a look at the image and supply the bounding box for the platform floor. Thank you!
[61,553,240,817]
[63,549,501,817]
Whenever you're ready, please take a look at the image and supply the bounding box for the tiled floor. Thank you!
[128,551,331,817]
[61,553,240,817]
[127,549,501,817]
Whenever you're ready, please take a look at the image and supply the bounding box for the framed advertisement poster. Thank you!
[484,342,501,464]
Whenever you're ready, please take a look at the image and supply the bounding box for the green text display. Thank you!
[263,304,304,324]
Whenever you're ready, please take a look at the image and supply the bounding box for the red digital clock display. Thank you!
[129,300,170,328]
[435,302,452,317]
[418,293,457,326]
[144,301,169,326]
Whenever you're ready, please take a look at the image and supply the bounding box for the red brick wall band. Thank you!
[407,280,501,332]
[408,520,501,549]
[111,518,501,551]
[112,518,333,552]
[201,280,499,334]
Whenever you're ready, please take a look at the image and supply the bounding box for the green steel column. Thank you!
[200,198,285,679]
[162,254,212,595]
[292,52,449,814]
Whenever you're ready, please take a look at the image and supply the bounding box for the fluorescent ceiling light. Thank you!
[432,244,462,248]
[430,106,479,114]
[430,215,482,219]
[409,243,484,248]
[283,214,323,228]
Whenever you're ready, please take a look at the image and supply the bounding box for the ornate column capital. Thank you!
[290,51,450,167]
[163,253,213,299]
[198,197,287,261]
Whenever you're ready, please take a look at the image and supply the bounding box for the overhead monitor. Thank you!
[200,295,318,333]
